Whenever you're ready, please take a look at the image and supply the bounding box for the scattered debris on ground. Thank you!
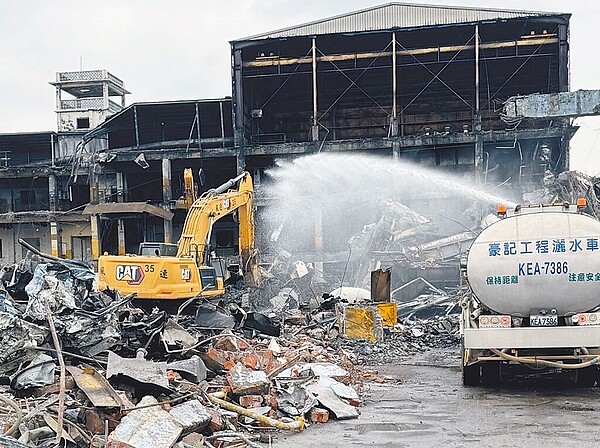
[0,233,466,447]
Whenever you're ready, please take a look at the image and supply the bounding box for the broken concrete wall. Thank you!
[0,224,51,265]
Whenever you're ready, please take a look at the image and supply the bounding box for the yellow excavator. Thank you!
[97,171,259,300]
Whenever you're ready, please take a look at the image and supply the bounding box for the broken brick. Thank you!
[262,392,278,409]
[207,408,225,432]
[310,407,330,423]
[238,394,263,408]
[203,348,237,372]
[176,432,205,448]
[227,364,270,395]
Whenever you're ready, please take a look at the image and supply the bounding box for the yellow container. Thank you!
[376,303,398,328]
[341,306,379,343]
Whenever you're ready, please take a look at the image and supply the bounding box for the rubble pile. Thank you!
[331,284,461,366]
[346,315,460,365]
[523,170,600,218]
[0,256,374,448]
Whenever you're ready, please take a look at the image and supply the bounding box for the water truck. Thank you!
[460,200,600,386]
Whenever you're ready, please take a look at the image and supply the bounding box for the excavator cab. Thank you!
[138,242,178,257]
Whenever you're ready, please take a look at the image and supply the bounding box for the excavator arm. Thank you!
[175,168,197,210]
[177,171,259,286]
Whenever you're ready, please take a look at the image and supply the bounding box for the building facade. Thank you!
[0,3,574,266]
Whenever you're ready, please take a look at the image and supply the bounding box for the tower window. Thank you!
[77,117,90,129]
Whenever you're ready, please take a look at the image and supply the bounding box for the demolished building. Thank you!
[0,3,584,289]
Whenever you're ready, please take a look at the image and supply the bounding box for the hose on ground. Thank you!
[207,392,304,431]
[490,348,600,369]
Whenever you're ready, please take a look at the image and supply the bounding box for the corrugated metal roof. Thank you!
[234,2,569,41]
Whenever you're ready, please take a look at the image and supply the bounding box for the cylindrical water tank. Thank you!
[467,211,600,316]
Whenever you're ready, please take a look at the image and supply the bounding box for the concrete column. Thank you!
[195,102,202,150]
[162,158,173,243]
[50,134,56,167]
[219,101,226,148]
[117,219,126,256]
[475,25,480,115]
[90,215,100,259]
[134,106,140,147]
[56,87,62,130]
[558,23,569,92]
[236,152,246,175]
[102,82,109,110]
[474,132,484,185]
[90,171,99,204]
[390,32,399,137]
[50,221,59,258]
[557,22,570,172]
[55,86,62,111]
[48,174,57,212]
[392,141,400,162]
[116,172,124,202]
[311,38,319,141]
[474,25,483,184]
[232,47,245,147]
[559,130,570,172]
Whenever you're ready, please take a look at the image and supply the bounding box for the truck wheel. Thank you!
[463,363,480,386]
[461,339,480,386]
[575,366,597,387]
[481,362,501,387]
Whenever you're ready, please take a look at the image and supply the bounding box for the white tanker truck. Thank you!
[460,200,600,386]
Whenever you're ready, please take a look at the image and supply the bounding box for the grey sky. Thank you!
[1,0,599,173]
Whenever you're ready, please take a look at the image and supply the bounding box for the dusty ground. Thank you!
[279,348,600,448]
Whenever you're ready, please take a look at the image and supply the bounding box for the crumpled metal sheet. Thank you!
[24,264,77,320]
[59,311,120,356]
[10,354,55,390]
[0,290,19,315]
[0,435,31,448]
[108,395,182,448]
[269,287,299,313]
[276,362,349,381]
[303,363,349,379]
[43,414,77,444]
[317,376,359,401]
[106,351,169,389]
[195,304,236,329]
[0,312,48,365]
[306,384,359,420]
[275,385,318,416]
[163,318,197,348]
[167,356,207,383]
